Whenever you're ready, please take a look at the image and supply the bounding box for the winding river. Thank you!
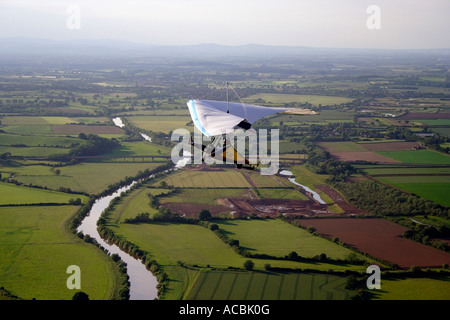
[279,170,326,204]
[77,181,159,300]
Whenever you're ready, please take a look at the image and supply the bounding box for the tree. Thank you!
[55,169,61,175]
[243,260,254,271]
[287,251,299,260]
[72,291,89,300]
[198,209,212,221]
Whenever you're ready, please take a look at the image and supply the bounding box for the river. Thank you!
[279,170,326,204]
[77,181,159,300]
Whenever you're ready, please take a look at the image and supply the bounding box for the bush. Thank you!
[243,260,254,270]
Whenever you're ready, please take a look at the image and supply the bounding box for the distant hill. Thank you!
[0,37,449,58]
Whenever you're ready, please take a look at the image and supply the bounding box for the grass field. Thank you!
[361,167,450,175]
[317,141,368,153]
[105,141,172,157]
[161,169,252,188]
[375,176,450,207]
[160,188,246,205]
[185,270,353,300]
[0,182,87,205]
[0,133,84,147]
[243,93,354,106]
[377,150,450,165]
[108,186,168,223]
[269,110,354,124]
[0,205,118,300]
[5,162,162,195]
[372,275,450,300]
[0,145,69,157]
[127,115,192,134]
[215,219,366,260]
[255,188,309,200]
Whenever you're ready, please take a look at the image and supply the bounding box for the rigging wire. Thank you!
[226,82,248,120]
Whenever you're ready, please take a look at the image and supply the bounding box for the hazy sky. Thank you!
[1,0,449,49]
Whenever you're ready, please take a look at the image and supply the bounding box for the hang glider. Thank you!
[186,86,318,171]
[187,99,317,137]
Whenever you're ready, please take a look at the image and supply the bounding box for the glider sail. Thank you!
[187,99,317,137]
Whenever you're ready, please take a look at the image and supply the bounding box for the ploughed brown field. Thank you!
[295,218,450,269]
[399,112,450,120]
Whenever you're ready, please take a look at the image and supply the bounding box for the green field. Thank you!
[377,150,450,165]
[105,141,172,157]
[0,206,118,300]
[372,275,450,300]
[127,115,192,134]
[159,188,246,206]
[3,162,163,195]
[185,270,353,300]
[161,169,252,188]
[255,188,308,200]
[375,176,450,207]
[317,141,368,153]
[215,219,365,260]
[108,186,168,223]
[0,133,84,147]
[0,182,87,205]
[361,167,450,175]
[0,145,69,157]
[269,110,354,124]
[243,93,354,106]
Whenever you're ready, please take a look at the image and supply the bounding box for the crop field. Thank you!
[5,162,162,195]
[161,169,252,188]
[0,133,84,148]
[215,219,366,261]
[374,176,450,207]
[185,270,353,300]
[372,275,450,300]
[268,110,354,124]
[316,141,368,153]
[126,115,192,134]
[377,150,450,165]
[1,124,52,135]
[296,218,450,268]
[243,93,354,106]
[0,182,87,205]
[160,188,247,206]
[0,205,117,300]
[0,145,69,157]
[359,141,421,152]
[255,188,308,200]
[360,167,450,175]
[50,124,124,135]
[105,141,172,157]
